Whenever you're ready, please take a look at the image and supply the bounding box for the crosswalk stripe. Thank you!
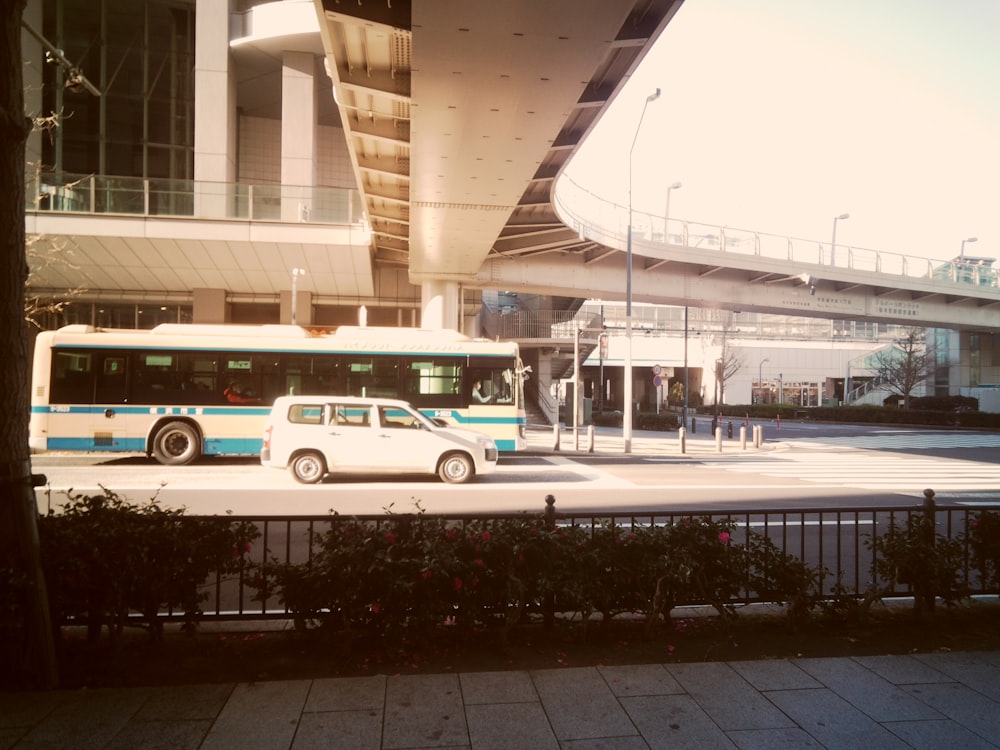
[783,433,1000,450]
[699,452,1000,491]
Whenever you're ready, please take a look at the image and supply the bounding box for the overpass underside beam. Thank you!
[474,255,1000,333]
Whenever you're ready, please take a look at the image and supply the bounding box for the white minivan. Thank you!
[261,395,499,484]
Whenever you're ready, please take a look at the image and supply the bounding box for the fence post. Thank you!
[543,495,556,629]
[919,489,937,614]
[552,423,560,451]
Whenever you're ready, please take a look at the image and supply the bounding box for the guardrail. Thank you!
[171,498,996,623]
[554,174,999,290]
[25,171,365,226]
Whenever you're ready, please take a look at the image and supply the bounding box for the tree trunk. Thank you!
[0,0,58,689]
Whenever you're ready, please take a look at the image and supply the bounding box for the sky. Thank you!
[565,0,1000,263]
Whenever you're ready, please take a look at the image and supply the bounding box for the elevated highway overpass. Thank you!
[477,175,1000,332]
[316,0,998,334]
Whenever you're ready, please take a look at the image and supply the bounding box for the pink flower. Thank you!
[422,569,432,580]
[385,531,397,544]
[718,531,731,543]
[480,531,492,541]
[453,577,463,590]
[371,603,381,614]
[473,558,484,567]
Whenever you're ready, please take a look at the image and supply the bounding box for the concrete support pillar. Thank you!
[193,288,229,324]
[194,0,236,213]
[420,279,460,330]
[281,51,317,221]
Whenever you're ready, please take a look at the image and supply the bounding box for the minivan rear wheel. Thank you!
[290,451,326,484]
[438,452,474,484]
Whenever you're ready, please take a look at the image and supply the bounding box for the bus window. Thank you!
[274,355,340,398]
[344,356,397,398]
[50,349,95,404]
[467,366,515,405]
[403,359,463,407]
[223,357,261,403]
[95,355,127,404]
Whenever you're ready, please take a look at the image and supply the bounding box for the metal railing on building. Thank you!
[25,171,365,226]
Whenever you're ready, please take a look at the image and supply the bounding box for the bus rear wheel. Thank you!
[151,421,201,466]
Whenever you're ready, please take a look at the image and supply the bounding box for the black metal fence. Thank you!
[194,496,1000,622]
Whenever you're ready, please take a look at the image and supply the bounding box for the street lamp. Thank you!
[664,181,682,241]
[758,357,769,404]
[624,87,661,454]
[830,213,849,266]
[290,267,305,324]
[960,236,977,262]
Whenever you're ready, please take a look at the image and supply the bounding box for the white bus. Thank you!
[30,324,527,464]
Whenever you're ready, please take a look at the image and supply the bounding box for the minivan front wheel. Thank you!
[290,451,326,484]
[438,452,474,484]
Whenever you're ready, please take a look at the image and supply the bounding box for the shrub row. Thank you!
[254,509,1000,647]
[36,491,258,640]
[5,496,997,646]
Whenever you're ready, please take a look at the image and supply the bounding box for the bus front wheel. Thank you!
[151,421,201,465]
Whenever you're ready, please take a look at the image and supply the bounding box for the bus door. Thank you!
[90,352,132,451]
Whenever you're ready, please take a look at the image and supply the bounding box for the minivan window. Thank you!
[287,404,323,424]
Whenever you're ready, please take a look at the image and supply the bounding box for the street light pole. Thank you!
[830,213,849,266]
[683,305,689,425]
[624,87,661,454]
[664,181,682,241]
[290,267,305,324]
[960,236,977,262]
[758,357,769,404]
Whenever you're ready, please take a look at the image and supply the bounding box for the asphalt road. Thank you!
[30,423,1000,516]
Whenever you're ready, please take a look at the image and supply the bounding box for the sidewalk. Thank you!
[3,651,998,748]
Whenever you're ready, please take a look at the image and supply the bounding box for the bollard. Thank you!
[691,416,696,434]
[552,423,560,451]
[587,424,595,453]
[757,424,765,447]
[740,425,747,450]
[715,426,722,452]
[678,426,686,454]
[727,421,733,439]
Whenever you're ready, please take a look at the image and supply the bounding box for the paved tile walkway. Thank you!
[3,651,998,749]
